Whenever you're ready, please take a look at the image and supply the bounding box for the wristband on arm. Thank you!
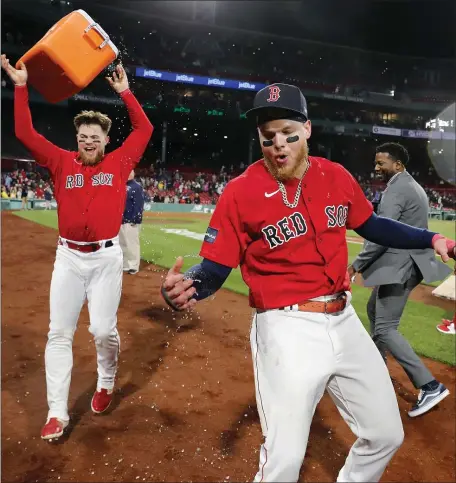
[432,234,456,259]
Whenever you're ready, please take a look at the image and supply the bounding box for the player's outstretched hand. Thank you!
[106,63,129,93]
[161,256,197,311]
[1,54,27,86]
[433,236,456,263]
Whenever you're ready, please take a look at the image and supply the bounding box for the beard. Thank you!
[264,141,309,181]
[79,149,104,166]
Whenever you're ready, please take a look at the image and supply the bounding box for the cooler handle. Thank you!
[84,22,111,49]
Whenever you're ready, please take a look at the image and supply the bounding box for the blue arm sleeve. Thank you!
[184,258,232,301]
[354,213,437,249]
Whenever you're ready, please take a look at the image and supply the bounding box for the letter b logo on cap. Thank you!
[267,86,281,102]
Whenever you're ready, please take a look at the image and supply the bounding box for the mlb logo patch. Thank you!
[204,227,218,244]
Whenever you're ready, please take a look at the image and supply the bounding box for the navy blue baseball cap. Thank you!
[245,83,308,126]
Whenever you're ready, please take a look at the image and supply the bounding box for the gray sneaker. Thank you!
[408,383,450,418]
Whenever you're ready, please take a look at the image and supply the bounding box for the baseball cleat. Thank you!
[41,417,69,440]
[436,322,455,334]
[408,383,450,417]
[441,318,453,326]
[91,388,113,414]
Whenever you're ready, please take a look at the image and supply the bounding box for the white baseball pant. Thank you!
[45,237,123,422]
[250,293,404,482]
[119,223,141,272]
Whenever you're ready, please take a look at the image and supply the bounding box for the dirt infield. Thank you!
[2,212,455,483]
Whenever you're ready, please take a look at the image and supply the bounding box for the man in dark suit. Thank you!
[119,170,145,275]
[349,143,451,418]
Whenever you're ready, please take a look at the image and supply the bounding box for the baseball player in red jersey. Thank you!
[161,84,456,482]
[1,55,153,440]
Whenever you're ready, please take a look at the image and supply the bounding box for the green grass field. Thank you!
[13,210,456,365]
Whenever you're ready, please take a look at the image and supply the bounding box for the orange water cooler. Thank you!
[17,10,119,103]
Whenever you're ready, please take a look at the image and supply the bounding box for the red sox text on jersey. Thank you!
[261,205,348,249]
[65,172,114,189]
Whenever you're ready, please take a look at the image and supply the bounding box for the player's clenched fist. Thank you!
[161,256,198,311]
[1,54,27,86]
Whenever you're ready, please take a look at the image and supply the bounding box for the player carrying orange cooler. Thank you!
[1,54,153,441]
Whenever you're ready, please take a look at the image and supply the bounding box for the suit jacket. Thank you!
[352,171,451,286]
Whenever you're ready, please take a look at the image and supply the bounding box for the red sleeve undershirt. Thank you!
[113,89,154,178]
[14,85,67,173]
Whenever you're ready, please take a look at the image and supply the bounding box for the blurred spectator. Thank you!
[44,187,53,210]
[120,170,144,275]
[21,185,28,210]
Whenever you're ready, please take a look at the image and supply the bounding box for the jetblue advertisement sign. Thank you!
[136,67,266,92]
[373,126,456,140]
[402,129,455,140]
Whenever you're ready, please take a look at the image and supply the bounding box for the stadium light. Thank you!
[427,103,456,186]
[224,135,228,139]
[194,133,198,137]
[182,127,187,131]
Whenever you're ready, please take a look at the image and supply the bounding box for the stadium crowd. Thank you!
[2,162,455,211]
[1,166,54,208]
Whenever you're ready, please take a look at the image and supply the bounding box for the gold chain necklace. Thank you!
[276,161,310,209]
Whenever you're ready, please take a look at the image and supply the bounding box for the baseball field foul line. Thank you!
[160,228,365,245]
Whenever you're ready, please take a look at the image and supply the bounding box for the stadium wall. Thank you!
[1,199,216,214]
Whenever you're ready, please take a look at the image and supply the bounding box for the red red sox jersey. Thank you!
[14,85,153,242]
[200,157,373,309]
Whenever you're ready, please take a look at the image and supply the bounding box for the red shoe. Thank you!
[91,388,113,414]
[41,418,69,440]
[437,322,455,335]
[441,318,453,326]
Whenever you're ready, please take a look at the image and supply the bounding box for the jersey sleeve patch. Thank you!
[204,227,219,244]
